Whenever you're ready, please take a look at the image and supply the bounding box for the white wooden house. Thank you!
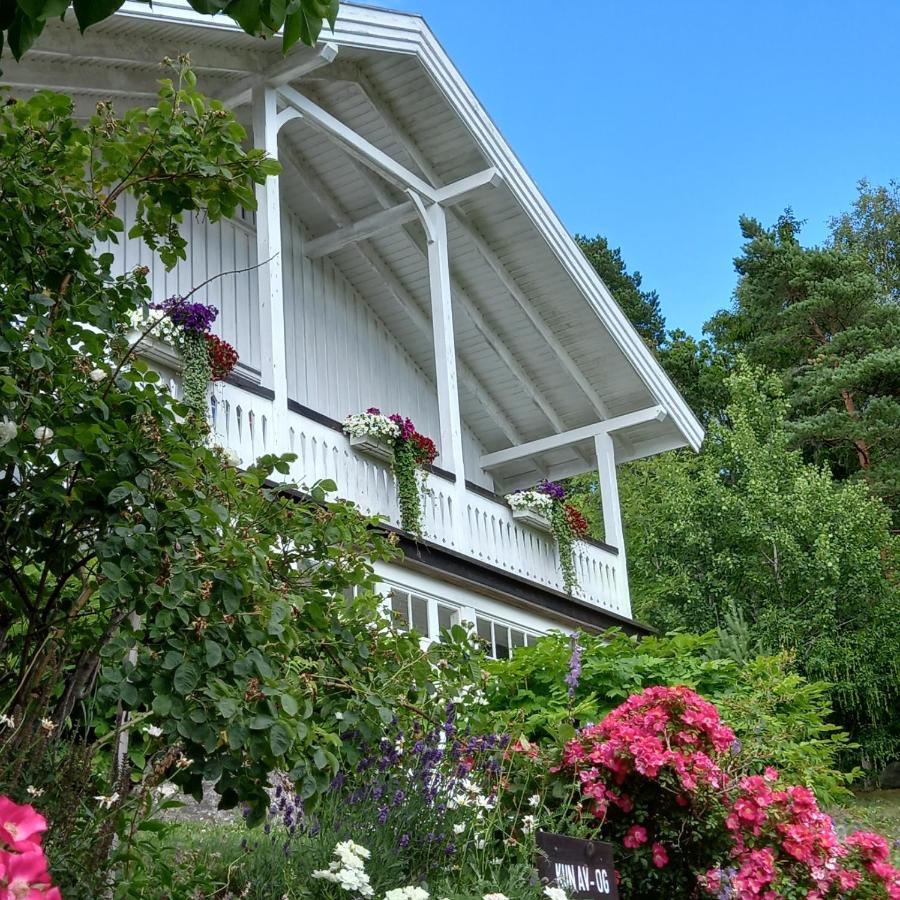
[8,2,703,652]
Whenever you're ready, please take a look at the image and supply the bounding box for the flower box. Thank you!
[349,433,395,464]
[126,329,183,372]
[511,507,552,533]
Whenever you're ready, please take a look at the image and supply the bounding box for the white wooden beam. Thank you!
[479,406,666,470]
[276,85,437,199]
[595,431,630,611]
[304,200,418,258]
[221,42,338,109]
[251,86,289,443]
[422,202,465,476]
[433,167,502,204]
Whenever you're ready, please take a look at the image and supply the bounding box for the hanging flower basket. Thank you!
[128,299,239,416]
[505,481,589,595]
[343,408,438,536]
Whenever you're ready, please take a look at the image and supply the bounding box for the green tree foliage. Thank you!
[709,213,900,520]
[1,0,337,66]
[619,365,900,764]
[0,75,480,891]
[576,234,667,350]
[831,179,900,302]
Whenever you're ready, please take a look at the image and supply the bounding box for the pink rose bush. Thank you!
[0,797,60,899]
[553,685,900,899]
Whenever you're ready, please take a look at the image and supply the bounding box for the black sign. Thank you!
[535,830,619,899]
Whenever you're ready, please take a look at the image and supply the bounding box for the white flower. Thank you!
[544,888,570,900]
[490,858,502,865]
[483,894,510,900]
[26,786,44,798]
[40,717,55,733]
[0,714,14,728]
[33,426,53,445]
[157,783,178,798]
[95,792,119,809]
[384,888,429,900]
[145,724,163,738]
[313,841,374,897]
[475,837,486,849]
[505,489,554,517]
[89,368,107,383]
[342,411,401,442]
[334,712,344,720]
[0,420,17,447]
[452,822,466,835]
[521,814,537,835]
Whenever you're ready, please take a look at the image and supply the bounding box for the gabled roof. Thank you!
[10,1,703,484]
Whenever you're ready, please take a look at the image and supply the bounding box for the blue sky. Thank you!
[384,1,900,336]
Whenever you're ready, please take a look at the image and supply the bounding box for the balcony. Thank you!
[198,377,629,619]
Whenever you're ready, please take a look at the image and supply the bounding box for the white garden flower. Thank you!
[384,888,429,900]
[26,786,44,798]
[452,822,466,835]
[95,792,120,809]
[528,794,541,808]
[313,841,374,897]
[157,783,178,798]
[544,888,570,900]
[89,368,107,382]
[505,489,554,517]
[0,419,17,446]
[342,411,401,442]
[483,894,510,900]
[521,814,537,835]
[33,426,53,445]
[145,724,163,737]
[40,717,55,733]
[221,447,241,467]
[0,714,14,728]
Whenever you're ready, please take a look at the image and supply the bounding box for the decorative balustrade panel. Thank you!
[148,373,627,617]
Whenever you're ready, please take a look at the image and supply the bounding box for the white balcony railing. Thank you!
[201,379,629,619]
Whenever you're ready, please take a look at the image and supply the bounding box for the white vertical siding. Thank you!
[281,211,492,488]
[96,195,261,375]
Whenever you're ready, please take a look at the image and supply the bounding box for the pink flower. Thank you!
[623,824,648,849]
[1,846,52,897]
[0,798,46,852]
[651,842,669,868]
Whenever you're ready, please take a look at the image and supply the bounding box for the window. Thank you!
[474,615,540,660]
[388,587,459,641]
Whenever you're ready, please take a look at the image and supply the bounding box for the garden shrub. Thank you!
[484,630,858,802]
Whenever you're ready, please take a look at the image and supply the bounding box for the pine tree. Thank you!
[709,213,900,522]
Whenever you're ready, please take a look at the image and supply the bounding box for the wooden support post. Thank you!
[251,86,289,443]
[422,202,465,480]
[595,432,630,614]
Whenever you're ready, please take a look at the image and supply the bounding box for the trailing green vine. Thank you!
[182,330,212,417]
[550,501,578,595]
[393,436,423,536]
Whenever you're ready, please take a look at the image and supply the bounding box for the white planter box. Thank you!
[349,433,395,464]
[126,329,183,372]
[511,507,552,533]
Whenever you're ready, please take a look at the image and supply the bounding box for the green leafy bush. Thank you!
[483,630,858,803]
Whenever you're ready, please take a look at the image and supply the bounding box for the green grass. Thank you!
[831,789,900,864]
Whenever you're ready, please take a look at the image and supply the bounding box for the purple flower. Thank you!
[389,413,416,441]
[366,407,382,415]
[377,806,388,825]
[730,738,743,755]
[537,479,566,501]
[153,296,218,333]
[398,834,410,848]
[565,631,582,698]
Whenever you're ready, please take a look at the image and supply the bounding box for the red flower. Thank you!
[205,333,239,381]
[410,431,438,466]
[564,504,589,538]
[652,842,669,868]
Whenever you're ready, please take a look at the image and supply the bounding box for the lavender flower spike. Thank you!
[565,631,583,699]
